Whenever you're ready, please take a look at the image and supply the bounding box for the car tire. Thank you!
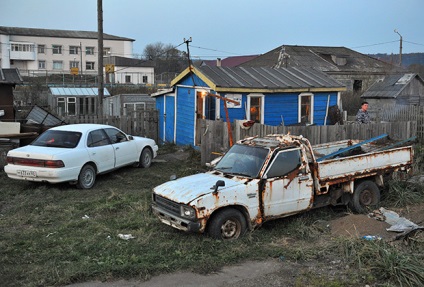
[207,208,246,240]
[348,180,380,213]
[77,164,96,189]
[139,148,153,168]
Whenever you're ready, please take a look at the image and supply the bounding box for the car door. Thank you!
[86,129,115,172]
[262,148,314,218]
[104,127,137,167]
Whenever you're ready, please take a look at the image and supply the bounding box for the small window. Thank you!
[86,47,95,55]
[86,61,95,70]
[353,80,363,94]
[103,47,111,56]
[38,45,45,54]
[38,61,46,70]
[248,95,264,123]
[299,93,313,125]
[70,61,79,68]
[266,149,301,178]
[125,75,131,83]
[53,61,63,70]
[142,76,148,83]
[52,45,62,54]
[69,46,79,55]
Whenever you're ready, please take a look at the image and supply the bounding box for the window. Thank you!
[86,61,95,70]
[57,97,76,115]
[37,45,45,54]
[266,149,301,178]
[353,80,362,94]
[69,46,79,55]
[123,102,146,115]
[70,61,79,68]
[103,47,111,56]
[142,76,148,83]
[299,93,313,125]
[38,61,46,69]
[104,128,128,144]
[87,130,110,147]
[86,47,94,55]
[247,94,264,123]
[52,45,62,54]
[53,61,63,70]
[11,43,35,52]
[125,75,131,83]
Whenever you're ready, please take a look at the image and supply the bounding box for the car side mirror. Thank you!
[128,135,134,140]
[211,180,225,194]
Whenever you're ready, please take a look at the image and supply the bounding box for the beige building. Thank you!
[0,26,135,78]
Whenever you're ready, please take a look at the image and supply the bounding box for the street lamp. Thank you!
[394,29,403,67]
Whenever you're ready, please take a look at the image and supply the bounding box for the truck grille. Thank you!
[154,195,180,216]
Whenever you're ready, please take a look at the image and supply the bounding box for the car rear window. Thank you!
[31,130,82,148]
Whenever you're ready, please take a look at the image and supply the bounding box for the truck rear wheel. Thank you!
[208,209,246,240]
[349,180,380,213]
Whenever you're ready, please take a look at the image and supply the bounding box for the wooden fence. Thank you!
[62,110,159,143]
[198,119,417,165]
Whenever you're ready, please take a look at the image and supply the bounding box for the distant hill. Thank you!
[368,52,424,67]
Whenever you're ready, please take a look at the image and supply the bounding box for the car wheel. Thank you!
[208,208,246,240]
[348,180,380,213]
[77,164,96,189]
[139,148,153,168]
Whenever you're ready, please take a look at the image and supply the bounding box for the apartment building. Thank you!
[0,26,138,79]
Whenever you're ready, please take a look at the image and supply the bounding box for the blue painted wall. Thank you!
[155,96,165,144]
[165,95,175,143]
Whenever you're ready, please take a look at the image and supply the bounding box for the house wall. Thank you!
[1,34,133,75]
[397,77,424,105]
[111,66,155,85]
[175,86,195,145]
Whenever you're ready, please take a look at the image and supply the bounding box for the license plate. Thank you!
[17,170,37,177]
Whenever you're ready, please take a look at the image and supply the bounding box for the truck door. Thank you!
[262,148,313,217]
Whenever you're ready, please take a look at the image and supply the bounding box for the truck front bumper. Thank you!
[151,205,201,233]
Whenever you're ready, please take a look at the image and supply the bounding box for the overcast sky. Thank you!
[1,0,423,59]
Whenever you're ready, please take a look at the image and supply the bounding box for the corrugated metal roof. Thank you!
[195,66,345,90]
[361,73,421,99]
[49,87,110,97]
[239,45,405,73]
[0,68,23,84]
[0,26,134,41]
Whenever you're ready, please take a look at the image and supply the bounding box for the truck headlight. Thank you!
[180,205,196,219]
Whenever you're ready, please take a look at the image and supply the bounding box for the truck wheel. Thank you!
[208,209,246,240]
[77,164,96,189]
[348,180,380,213]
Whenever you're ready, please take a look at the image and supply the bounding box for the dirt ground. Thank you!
[67,151,424,287]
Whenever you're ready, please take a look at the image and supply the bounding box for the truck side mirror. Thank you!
[211,180,225,194]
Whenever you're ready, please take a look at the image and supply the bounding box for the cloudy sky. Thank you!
[1,0,423,59]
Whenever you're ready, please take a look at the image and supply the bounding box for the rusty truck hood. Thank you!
[153,172,245,204]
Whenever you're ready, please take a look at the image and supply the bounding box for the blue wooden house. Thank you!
[151,65,346,146]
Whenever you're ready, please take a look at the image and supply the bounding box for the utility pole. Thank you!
[394,29,403,67]
[97,0,104,117]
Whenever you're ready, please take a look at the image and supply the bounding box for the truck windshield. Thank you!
[215,144,269,178]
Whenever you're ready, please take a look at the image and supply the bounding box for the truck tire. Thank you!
[208,208,247,240]
[348,180,380,213]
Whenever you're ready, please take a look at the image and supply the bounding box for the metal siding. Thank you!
[220,94,247,122]
[265,94,299,125]
[176,87,195,145]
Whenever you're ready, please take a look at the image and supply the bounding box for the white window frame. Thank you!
[70,61,79,68]
[52,61,63,70]
[69,46,79,55]
[52,45,62,54]
[123,102,146,116]
[38,61,46,70]
[103,47,111,56]
[86,47,95,55]
[57,97,76,115]
[86,61,95,70]
[298,93,314,125]
[37,45,45,54]
[246,93,265,124]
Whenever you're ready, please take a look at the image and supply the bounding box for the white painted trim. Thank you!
[298,93,314,125]
[246,93,265,124]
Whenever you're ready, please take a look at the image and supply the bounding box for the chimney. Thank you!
[216,58,221,67]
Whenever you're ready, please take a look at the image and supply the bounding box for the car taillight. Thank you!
[7,157,65,168]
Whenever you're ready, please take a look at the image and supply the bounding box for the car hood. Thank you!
[7,145,74,160]
[153,172,245,204]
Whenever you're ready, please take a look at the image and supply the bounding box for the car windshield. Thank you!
[31,130,82,148]
[214,144,269,178]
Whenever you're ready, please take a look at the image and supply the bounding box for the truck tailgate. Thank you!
[317,146,413,182]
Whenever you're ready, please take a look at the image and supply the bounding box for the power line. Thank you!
[350,40,398,49]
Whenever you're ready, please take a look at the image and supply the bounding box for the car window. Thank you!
[265,148,301,178]
[87,130,110,147]
[104,128,128,144]
[31,130,81,148]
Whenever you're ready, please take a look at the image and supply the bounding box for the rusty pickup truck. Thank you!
[151,134,413,240]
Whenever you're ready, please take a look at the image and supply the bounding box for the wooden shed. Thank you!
[0,68,23,121]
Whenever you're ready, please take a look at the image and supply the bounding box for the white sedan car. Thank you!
[4,124,158,189]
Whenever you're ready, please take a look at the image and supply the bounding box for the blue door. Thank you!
[165,95,175,143]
